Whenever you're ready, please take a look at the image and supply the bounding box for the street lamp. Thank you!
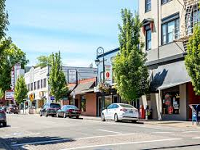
[95,47,105,114]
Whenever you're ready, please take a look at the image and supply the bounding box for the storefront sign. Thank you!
[11,67,15,90]
[5,90,14,100]
[105,65,111,81]
[68,70,77,84]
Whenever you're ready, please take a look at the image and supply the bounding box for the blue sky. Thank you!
[6,0,138,67]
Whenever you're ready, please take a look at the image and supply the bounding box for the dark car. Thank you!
[56,105,81,118]
[7,104,19,114]
[40,103,61,117]
[0,109,7,127]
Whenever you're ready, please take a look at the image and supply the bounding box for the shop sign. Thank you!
[11,67,15,90]
[5,90,14,100]
[105,65,111,81]
[68,70,77,84]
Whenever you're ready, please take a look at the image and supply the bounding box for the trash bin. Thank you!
[189,104,200,125]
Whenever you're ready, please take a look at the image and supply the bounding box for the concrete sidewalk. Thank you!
[81,115,200,129]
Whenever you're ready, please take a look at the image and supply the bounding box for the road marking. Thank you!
[153,132,173,134]
[98,129,121,134]
[61,138,182,150]
[11,138,72,147]
[182,131,200,133]
[192,137,200,139]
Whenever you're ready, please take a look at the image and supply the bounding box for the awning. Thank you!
[72,81,95,95]
[150,60,191,91]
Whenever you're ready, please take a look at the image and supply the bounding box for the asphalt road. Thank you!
[0,114,200,150]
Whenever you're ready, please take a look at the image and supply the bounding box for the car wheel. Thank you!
[76,115,79,119]
[101,113,106,121]
[114,114,119,122]
[63,113,66,118]
[40,112,42,117]
[3,122,7,127]
[132,120,137,123]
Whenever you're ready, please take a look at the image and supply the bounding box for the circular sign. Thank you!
[106,72,110,78]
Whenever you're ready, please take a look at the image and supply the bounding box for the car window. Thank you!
[112,104,119,109]
[119,104,134,108]
[107,104,113,109]
[67,105,78,109]
[50,103,60,108]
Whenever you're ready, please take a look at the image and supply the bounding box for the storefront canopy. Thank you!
[150,60,191,91]
[72,81,95,95]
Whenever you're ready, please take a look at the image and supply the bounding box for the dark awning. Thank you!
[150,60,191,91]
[72,81,95,95]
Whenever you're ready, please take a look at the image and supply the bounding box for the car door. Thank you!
[105,104,113,119]
[110,104,118,120]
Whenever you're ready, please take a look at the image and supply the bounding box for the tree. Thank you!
[0,41,28,92]
[48,51,69,102]
[185,25,200,95]
[36,55,53,68]
[113,9,149,102]
[14,76,28,104]
[0,88,4,100]
[0,0,9,40]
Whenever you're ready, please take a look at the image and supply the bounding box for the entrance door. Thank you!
[75,99,79,108]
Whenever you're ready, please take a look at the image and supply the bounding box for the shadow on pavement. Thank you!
[1,136,75,150]
[142,143,200,150]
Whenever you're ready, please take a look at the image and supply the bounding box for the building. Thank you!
[24,66,97,113]
[139,0,200,120]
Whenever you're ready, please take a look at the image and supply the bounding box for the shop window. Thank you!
[81,96,86,112]
[162,91,180,115]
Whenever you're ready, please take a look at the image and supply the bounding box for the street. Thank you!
[0,115,200,150]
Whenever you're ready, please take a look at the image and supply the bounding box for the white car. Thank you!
[101,103,139,122]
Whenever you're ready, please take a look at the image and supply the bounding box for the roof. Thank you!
[97,48,119,59]
[72,81,95,95]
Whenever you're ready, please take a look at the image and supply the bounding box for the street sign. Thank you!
[29,93,34,102]
[5,90,14,100]
[50,96,55,100]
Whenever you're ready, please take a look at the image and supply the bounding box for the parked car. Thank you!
[0,109,7,127]
[56,105,81,118]
[40,103,61,117]
[101,103,139,122]
[7,104,19,114]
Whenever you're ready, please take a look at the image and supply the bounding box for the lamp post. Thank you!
[95,47,105,115]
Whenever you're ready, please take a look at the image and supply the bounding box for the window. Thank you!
[34,82,36,90]
[81,96,86,112]
[31,83,33,91]
[43,78,47,88]
[162,18,179,45]
[37,80,40,89]
[187,9,200,34]
[145,0,151,12]
[146,27,152,50]
[161,0,171,5]
[41,79,43,88]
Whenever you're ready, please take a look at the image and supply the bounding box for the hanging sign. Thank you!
[105,65,111,81]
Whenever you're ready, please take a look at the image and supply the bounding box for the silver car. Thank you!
[101,103,139,122]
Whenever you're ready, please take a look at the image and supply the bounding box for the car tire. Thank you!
[114,114,119,122]
[132,120,137,123]
[40,112,42,117]
[3,122,7,127]
[76,115,79,119]
[101,113,106,121]
[63,113,66,118]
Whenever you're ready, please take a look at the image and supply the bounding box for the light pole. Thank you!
[95,47,105,114]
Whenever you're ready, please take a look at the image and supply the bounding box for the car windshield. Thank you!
[119,104,134,108]
[50,104,60,108]
[67,105,78,109]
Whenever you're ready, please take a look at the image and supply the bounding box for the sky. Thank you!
[6,0,138,67]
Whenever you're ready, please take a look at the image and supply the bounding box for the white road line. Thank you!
[182,131,200,133]
[12,138,72,147]
[192,137,200,139]
[61,138,182,150]
[153,132,173,134]
[98,129,121,134]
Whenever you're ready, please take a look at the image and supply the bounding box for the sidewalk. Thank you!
[81,115,200,129]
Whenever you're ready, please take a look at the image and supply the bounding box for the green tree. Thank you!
[113,9,149,102]
[185,25,200,95]
[0,88,4,100]
[0,0,9,40]
[48,51,68,102]
[14,76,28,104]
[36,55,53,68]
[0,41,28,92]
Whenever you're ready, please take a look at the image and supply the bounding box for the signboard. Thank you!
[105,65,111,81]
[29,93,35,102]
[5,90,14,100]
[11,67,15,90]
[68,70,77,84]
